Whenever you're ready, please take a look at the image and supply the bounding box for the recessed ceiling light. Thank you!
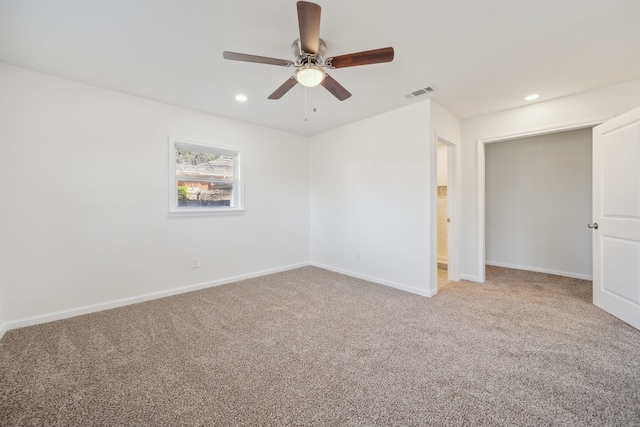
[524,93,540,101]
[235,94,248,102]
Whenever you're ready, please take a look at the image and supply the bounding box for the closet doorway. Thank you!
[480,127,595,281]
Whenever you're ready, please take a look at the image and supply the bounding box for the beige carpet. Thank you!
[1,266,639,426]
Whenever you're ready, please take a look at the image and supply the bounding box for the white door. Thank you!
[592,106,640,330]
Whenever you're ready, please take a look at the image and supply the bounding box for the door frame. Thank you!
[476,119,607,282]
[432,133,460,293]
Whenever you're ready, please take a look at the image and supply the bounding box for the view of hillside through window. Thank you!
[175,148,235,207]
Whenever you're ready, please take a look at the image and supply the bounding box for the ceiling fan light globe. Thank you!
[295,64,325,87]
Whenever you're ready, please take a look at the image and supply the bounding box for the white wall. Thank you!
[309,99,460,296]
[310,101,434,295]
[460,79,640,281]
[0,63,310,326]
[485,128,592,279]
[431,100,462,150]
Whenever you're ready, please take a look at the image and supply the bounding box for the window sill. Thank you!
[168,208,245,218]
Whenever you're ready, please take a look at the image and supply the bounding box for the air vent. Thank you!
[405,86,434,99]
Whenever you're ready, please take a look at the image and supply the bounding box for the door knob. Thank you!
[588,223,599,229]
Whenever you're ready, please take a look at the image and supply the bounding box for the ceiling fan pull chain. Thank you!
[304,86,308,122]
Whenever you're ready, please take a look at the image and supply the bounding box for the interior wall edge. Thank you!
[310,262,436,297]
[2,262,311,334]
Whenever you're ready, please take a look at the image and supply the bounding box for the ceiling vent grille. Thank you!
[405,86,434,99]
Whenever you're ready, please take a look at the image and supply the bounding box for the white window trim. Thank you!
[168,137,244,217]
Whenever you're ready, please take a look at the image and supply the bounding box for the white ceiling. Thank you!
[1,0,639,136]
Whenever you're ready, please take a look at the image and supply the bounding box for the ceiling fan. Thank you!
[223,1,394,101]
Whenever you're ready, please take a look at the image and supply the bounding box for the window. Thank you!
[169,137,243,215]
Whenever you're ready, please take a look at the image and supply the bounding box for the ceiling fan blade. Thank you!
[223,51,294,67]
[297,1,321,54]
[268,77,298,100]
[326,47,394,69]
[321,74,351,101]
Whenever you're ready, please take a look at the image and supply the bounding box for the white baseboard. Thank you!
[0,322,7,341]
[4,262,310,332]
[460,274,482,282]
[485,261,593,281]
[310,262,436,297]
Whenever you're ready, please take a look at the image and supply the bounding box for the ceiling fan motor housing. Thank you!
[292,38,327,66]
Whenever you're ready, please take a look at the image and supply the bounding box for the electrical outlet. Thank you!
[192,259,199,269]
[356,252,361,260]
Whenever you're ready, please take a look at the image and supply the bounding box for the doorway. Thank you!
[476,120,603,282]
[437,141,450,288]
[433,135,460,292]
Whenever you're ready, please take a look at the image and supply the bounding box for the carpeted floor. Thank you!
[1,266,639,426]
